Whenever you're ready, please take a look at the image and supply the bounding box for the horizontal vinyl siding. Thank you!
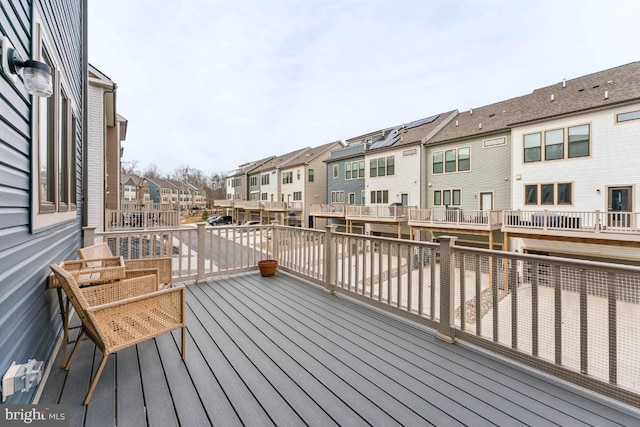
[427,134,511,210]
[0,0,84,404]
[87,84,103,230]
[511,104,640,212]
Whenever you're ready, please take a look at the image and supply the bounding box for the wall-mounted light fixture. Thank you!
[1,37,53,97]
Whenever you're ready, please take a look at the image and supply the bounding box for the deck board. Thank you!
[39,272,640,426]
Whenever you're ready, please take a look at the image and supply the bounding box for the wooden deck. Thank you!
[39,272,640,426]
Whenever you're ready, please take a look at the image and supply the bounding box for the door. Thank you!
[608,186,633,228]
[480,192,493,211]
[401,193,408,206]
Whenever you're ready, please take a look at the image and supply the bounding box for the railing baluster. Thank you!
[532,260,539,357]
[459,253,465,331]
[511,258,518,349]
[580,268,588,374]
[554,264,562,365]
[492,255,499,343]
[475,254,481,336]
[608,272,618,385]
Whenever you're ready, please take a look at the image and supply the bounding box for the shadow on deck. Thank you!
[39,272,640,426]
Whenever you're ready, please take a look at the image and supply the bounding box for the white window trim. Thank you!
[31,10,78,231]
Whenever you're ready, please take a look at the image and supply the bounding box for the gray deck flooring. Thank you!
[39,271,640,426]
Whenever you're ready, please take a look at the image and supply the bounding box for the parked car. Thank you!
[189,206,201,214]
[208,215,233,226]
[239,220,261,232]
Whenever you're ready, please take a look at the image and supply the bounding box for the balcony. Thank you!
[409,208,503,231]
[212,199,234,208]
[309,203,347,218]
[346,205,413,222]
[39,224,640,424]
[105,209,180,230]
[233,200,263,209]
[263,201,303,212]
[503,210,640,242]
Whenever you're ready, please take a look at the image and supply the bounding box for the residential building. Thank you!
[0,0,87,404]
[505,61,640,263]
[87,64,127,233]
[280,141,343,227]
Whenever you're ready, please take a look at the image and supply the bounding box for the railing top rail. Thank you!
[454,243,640,274]
[331,229,439,248]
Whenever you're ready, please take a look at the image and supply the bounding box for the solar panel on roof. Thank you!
[404,114,439,129]
[368,127,401,150]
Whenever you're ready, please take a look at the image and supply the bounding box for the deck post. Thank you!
[196,222,206,283]
[437,235,457,343]
[324,225,337,294]
[82,226,96,247]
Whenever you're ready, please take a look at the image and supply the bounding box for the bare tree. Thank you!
[121,160,139,176]
[143,163,161,179]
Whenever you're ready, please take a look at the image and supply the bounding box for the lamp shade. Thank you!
[23,65,53,97]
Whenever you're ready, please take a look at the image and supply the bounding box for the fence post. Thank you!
[271,220,279,260]
[196,222,206,283]
[82,227,96,247]
[324,225,337,294]
[437,235,457,343]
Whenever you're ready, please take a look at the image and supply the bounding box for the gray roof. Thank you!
[285,141,344,167]
[431,61,640,144]
[251,147,311,173]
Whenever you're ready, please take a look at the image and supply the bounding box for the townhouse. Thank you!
[504,62,640,263]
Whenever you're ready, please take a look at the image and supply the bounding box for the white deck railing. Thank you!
[309,203,346,216]
[503,209,640,235]
[409,208,502,229]
[105,209,180,230]
[83,223,640,408]
[346,205,413,221]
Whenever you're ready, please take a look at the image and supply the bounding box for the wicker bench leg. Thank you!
[84,354,108,405]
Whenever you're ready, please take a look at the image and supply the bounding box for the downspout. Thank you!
[102,84,116,232]
[81,0,89,231]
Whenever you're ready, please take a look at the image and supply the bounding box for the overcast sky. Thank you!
[88,0,640,177]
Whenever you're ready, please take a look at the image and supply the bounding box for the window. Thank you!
[297,170,300,180]
[348,193,355,204]
[443,190,451,206]
[308,169,314,182]
[332,165,338,178]
[282,172,293,184]
[403,149,417,156]
[331,191,344,203]
[370,190,389,204]
[261,192,268,200]
[345,162,352,180]
[525,182,573,205]
[457,148,470,171]
[370,156,394,177]
[293,191,302,201]
[483,136,506,148]
[544,129,564,160]
[558,183,572,204]
[434,191,442,206]
[358,161,365,178]
[445,150,456,172]
[541,184,554,204]
[524,125,590,163]
[525,185,538,205]
[377,157,385,176]
[250,176,258,186]
[384,157,393,175]
[432,152,443,174]
[361,190,365,204]
[452,189,461,205]
[617,110,640,123]
[32,16,78,227]
[524,133,541,162]
[261,174,270,185]
[568,124,589,158]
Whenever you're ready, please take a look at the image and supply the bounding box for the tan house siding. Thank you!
[87,84,104,230]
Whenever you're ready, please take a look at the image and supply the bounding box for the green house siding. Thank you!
[426,133,511,210]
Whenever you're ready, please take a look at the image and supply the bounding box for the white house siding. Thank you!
[261,170,279,201]
[426,132,512,210]
[281,165,305,206]
[510,103,640,260]
[304,156,330,226]
[87,84,105,231]
[365,144,421,206]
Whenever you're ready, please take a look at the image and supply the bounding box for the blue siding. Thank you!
[326,155,365,204]
[0,0,85,403]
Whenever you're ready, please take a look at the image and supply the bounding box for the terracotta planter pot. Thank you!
[257,259,278,277]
